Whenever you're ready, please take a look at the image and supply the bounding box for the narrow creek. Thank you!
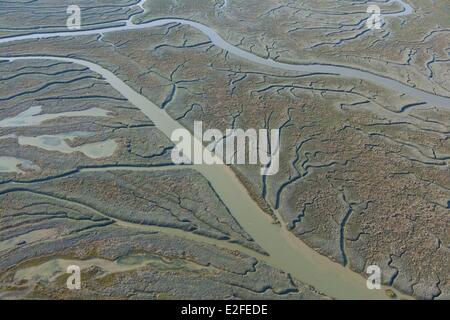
[1,55,412,299]
[0,3,448,108]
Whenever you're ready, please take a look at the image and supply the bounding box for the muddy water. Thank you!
[1,55,412,299]
[14,253,214,284]
[386,0,413,17]
[0,156,26,173]
[0,156,39,173]
[17,133,117,159]
[0,106,110,128]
